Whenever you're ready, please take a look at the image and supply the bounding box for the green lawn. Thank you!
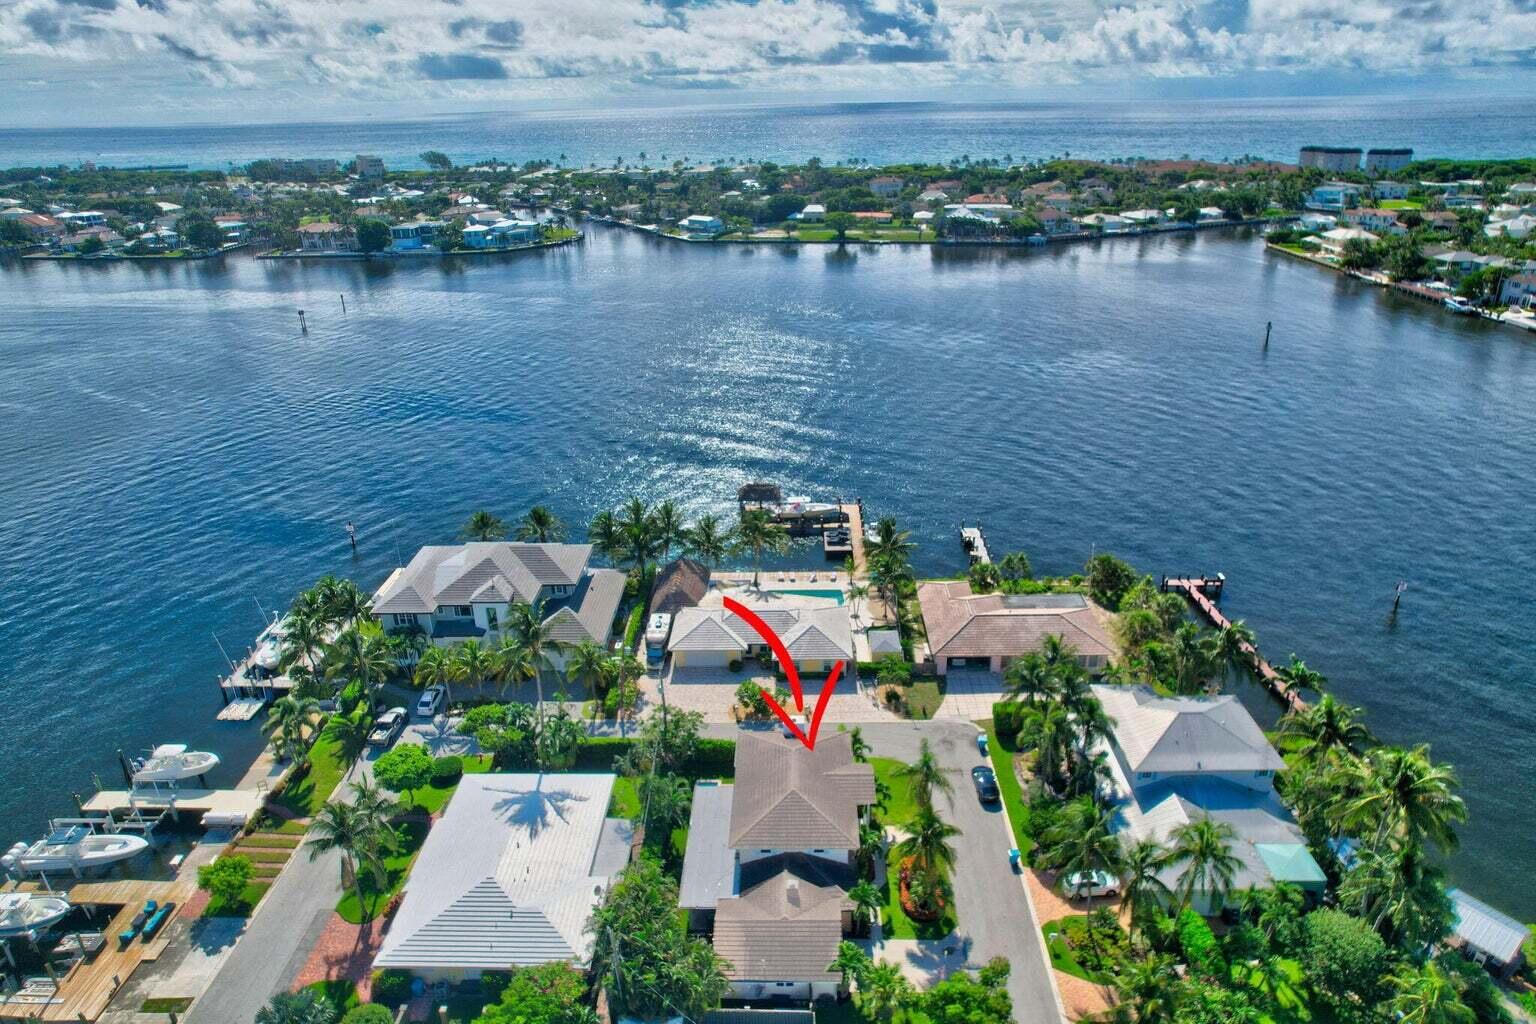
[900,678,945,719]
[202,879,269,918]
[794,229,838,241]
[1379,199,1424,210]
[1041,918,1113,984]
[609,776,641,819]
[981,720,1033,856]
[336,819,430,923]
[463,753,494,774]
[140,997,195,1013]
[272,734,352,819]
[880,861,958,939]
[402,775,463,815]
[869,757,921,828]
[237,833,301,849]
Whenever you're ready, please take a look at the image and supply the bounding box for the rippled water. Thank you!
[4,97,1536,170]
[2,226,1534,917]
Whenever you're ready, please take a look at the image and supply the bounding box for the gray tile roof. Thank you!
[373,542,592,614]
[917,580,1114,661]
[728,732,874,850]
[668,596,853,662]
[373,773,615,971]
[1094,685,1286,774]
[680,783,738,909]
[713,854,854,983]
[542,568,625,646]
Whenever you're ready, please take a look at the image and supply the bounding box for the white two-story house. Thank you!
[371,542,625,668]
[679,731,876,1004]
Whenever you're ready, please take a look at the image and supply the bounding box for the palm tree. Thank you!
[683,513,732,566]
[1004,653,1056,708]
[327,621,395,711]
[1114,954,1181,1024]
[828,940,872,996]
[1387,962,1475,1024]
[1216,619,1257,677]
[617,497,661,577]
[1168,622,1217,694]
[651,500,687,562]
[278,610,328,679]
[515,505,565,542]
[1340,841,1453,948]
[857,961,913,1022]
[1279,694,1373,766]
[1275,653,1327,695]
[734,507,789,587]
[865,516,915,568]
[848,726,869,763]
[323,707,372,767]
[319,577,372,628]
[505,600,561,725]
[895,738,953,809]
[254,989,336,1024]
[413,644,454,706]
[846,578,870,623]
[262,695,319,764]
[848,879,882,933]
[308,795,398,921]
[1119,837,1173,941]
[460,509,506,541]
[1050,801,1124,912]
[1167,819,1242,914]
[1336,744,1465,854]
[894,805,961,911]
[565,639,609,699]
[447,638,495,700]
[496,637,536,702]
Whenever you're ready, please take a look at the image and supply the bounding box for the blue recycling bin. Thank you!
[1008,848,1022,871]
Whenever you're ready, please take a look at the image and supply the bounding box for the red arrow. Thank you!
[723,595,846,751]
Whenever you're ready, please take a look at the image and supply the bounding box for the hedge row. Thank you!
[573,736,736,777]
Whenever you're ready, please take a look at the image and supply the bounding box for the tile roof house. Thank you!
[650,557,712,617]
[679,732,874,1004]
[372,542,625,661]
[1093,685,1323,914]
[373,773,631,981]
[916,583,1114,674]
[668,591,852,675]
[296,221,356,252]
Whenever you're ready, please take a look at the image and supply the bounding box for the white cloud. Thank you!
[0,0,1533,118]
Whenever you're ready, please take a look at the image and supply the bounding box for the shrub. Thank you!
[370,969,413,1007]
[690,739,736,775]
[197,854,253,907]
[373,743,434,803]
[1177,908,1225,978]
[874,656,911,688]
[727,657,744,672]
[993,701,1025,741]
[479,971,513,1003]
[342,1007,393,1024]
[429,755,463,785]
[1302,908,1389,1008]
[735,680,768,716]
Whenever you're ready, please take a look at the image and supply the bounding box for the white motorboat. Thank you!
[132,744,220,785]
[252,615,289,672]
[8,827,149,874]
[1444,295,1477,315]
[0,893,70,938]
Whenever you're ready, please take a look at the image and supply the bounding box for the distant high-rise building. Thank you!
[1300,146,1364,172]
[355,154,385,180]
[1364,148,1413,173]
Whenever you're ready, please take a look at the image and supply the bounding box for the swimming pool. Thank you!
[774,588,845,605]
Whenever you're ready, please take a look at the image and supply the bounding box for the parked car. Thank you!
[970,765,1000,803]
[368,707,408,747]
[1062,869,1119,900]
[416,685,446,718]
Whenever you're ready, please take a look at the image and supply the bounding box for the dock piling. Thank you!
[297,309,308,333]
[339,293,347,314]
[1263,321,1272,350]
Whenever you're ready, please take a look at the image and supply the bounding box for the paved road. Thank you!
[706,721,1064,1023]
[185,755,377,1024]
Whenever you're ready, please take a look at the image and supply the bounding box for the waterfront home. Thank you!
[57,210,107,228]
[213,215,249,242]
[1080,212,1130,233]
[1500,270,1536,307]
[57,225,124,252]
[912,210,935,225]
[15,212,64,240]
[467,210,511,226]
[371,541,625,665]
[1198,207,1226,222]
[1304,183,1361,213]
[851,211,892,224]
[1298,212,1338,231]
[373,773,631,983]
[915,583,1113,675]
[296,221,356,252]
[799,204,826,222]
[667,588,852,675]
[1120,208,1166,225]
[678,214,726,237]
[1447,889,1529,979]
[1036,208,1079,234]
[1342,208,1406,235]
[1428,249,1492,280]
[462,219,540,248]
[1093,685,1325,914]
[650,558,711,617]
[679,731,875,1003]
[136,225,180,250]
[1314,226,1378,257]
[389,220,444,251]
[867,175,904,198]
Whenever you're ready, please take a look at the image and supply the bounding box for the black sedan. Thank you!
[971,765,1000,803]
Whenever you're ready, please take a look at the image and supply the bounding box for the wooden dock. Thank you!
[959,522,992,565]
[1161,575,1308,713]
[839,502,867,575]
[82,786,264,824]
[0,876,197,1021]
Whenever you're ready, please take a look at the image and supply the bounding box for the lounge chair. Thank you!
[830,572,838,583]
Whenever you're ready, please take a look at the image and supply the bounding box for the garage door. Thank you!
[675,649,731,668]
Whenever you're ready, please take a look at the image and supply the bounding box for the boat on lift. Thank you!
[773,496,842,523]
[0,893,70,938]
[251,614,290,673]
[132,744,220,785]
[5,827,149,876]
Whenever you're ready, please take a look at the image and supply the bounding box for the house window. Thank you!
[390,613,419,628]
[1137,772,1154,780]
[485,607,498,631]
[444,605,472,618]
[1253,770,1271,778]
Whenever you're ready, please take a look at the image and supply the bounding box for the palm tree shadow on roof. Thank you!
[483,778,590,839]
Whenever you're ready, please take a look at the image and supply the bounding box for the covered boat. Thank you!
[132,744,220,784]
[0,893,70,938]
[10,827,149,874]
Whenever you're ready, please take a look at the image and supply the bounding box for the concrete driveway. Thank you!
[933,669,1007,720]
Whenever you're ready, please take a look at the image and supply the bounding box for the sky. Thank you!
[1,0,1534,126]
